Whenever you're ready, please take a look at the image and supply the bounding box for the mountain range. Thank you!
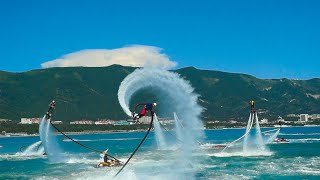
[0,65,319,122]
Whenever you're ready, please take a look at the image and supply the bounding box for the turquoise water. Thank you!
[0,127,319,179]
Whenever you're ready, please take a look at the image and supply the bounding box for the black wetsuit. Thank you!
[249,101,255,112]
[104,154,109,163]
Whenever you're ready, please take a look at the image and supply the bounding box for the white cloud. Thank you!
[41,45,177,69]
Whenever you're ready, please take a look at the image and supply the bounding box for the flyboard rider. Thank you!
[132,103,157,122]
[45,100,56,119]
[249,99,255,113]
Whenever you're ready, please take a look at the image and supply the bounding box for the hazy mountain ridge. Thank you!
[0,65,319,122]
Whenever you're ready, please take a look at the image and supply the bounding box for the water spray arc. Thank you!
[117,68,204,177]
[254,113,265,150]
[222,111,280,154]
[222,113,254,152]
[39,116,64,163]
[243,113,253,152]
[153,115,168,149]
[266,128,281,144]
[174,112,184,141]
[39,101,121,163]
[19,141,44,155]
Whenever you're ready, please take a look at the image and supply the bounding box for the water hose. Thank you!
[49,121,121,162]
[113,112,155,178]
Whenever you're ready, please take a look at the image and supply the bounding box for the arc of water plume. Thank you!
[117,68,204,177]
[153,115,167,149]
[255,113,265,150]
[174,112,184,141]
[174,112,184,127]
[21,141,43,155]
[266,128,281,144]
[221,113,254,152]
[243,113,253,152]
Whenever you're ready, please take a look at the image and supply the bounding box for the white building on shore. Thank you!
[51,121,63,124]
[299,114,308,122]
[138,116,152,124]
[95,120,115,125]
[260,118,268,124]
[70,120,93,125]
[20,118,42,124]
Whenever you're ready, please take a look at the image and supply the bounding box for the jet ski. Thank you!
[212,144,227,148]
[96,149,122,168]
[274,138,289,143]
[96,160,122,168]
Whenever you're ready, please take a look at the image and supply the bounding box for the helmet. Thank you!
[153,103,157,106]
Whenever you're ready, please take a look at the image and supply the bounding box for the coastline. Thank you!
[0,129,149,138]
[1,125,319,138]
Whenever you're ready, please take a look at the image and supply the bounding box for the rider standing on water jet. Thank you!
[132,103,157,121]
[45,100,56,119]
[249,99,255,113]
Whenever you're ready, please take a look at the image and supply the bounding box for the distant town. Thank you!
[16,116,170,125]
[1,113,320,136]
[1,113,320,126]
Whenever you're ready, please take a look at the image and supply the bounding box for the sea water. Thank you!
[0,127,320,179]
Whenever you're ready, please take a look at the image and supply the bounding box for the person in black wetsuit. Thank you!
[97,150,119,167]
[45,100,56,119]
[249,100,255,113]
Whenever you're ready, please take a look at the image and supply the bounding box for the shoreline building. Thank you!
[70,120,94,125]
[20,118,42,124]
[299,114,309,122]
[137,116,152,124]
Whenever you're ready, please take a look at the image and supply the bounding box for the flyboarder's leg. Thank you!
[133,108,147,120]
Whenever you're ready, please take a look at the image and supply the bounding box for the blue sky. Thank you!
[0,0,319,79]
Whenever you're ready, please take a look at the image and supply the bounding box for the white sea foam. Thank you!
[209,151,274,157]
[62,138,142,142]
[0,153,46,161]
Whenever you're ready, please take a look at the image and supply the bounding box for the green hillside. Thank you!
[0,65,319,122]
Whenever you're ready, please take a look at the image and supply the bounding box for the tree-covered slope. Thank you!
[0,65,319,121]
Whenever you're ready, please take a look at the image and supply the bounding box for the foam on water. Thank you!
[62,138,142,142]
[0,153,46,161]
[279,133,320,136]
[209,151,274,157]
[21,141,45,156]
